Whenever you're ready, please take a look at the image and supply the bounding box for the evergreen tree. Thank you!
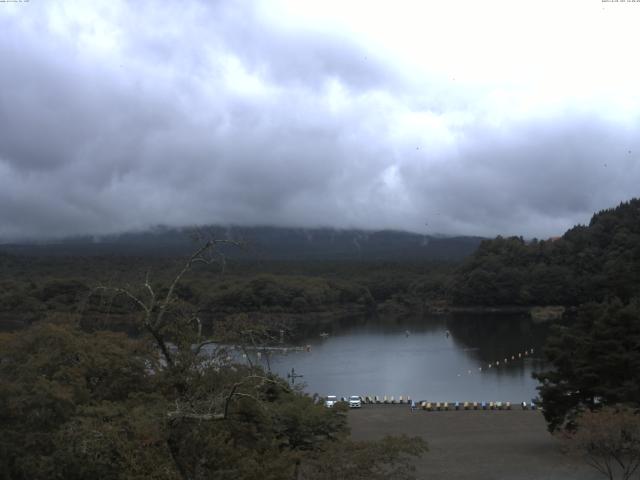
[451,198,640,306]
[534,298,640,431]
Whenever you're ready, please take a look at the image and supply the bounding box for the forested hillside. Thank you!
[450,199,640,306]
[0,252,454,334]
[0,241,429,479]
[0,226,482,262]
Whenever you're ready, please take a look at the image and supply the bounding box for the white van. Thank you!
[325,395,338,408]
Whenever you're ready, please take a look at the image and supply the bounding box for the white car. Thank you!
[325,395,338,408]
[348,395,362,408]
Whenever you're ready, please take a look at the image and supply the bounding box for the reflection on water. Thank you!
[264,313,549,403]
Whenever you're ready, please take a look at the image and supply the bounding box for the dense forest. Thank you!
[0,318,427,480]
[450,199,640,307]
[534,298,640,431]
[0,251,455,337]
[0,233,450,478]
[2,199,640,476]
[0,226,482,262]
[3,199,640,337]
[445,199,640,433]
[0,243,428,480]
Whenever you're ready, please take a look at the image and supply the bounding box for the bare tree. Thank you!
[92,235,286,421]
[561,406,640,480]
[96,237,238,367]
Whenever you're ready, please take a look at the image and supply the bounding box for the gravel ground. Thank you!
[348,405,601,480]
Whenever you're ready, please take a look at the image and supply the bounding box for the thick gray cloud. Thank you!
[1,0,639,241]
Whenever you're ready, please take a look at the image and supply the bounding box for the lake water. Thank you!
[266,313,549,403]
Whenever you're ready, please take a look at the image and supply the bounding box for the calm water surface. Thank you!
[266,314,548,403]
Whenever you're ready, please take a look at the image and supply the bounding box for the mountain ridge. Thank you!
[0,225,484,262]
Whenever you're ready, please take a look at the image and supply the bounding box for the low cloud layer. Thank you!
[1,0,639,240]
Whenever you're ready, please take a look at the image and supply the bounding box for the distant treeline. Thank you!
[450,198,640,306]
[0,226,483,262]
[0,253,454,332]
[3,199,639,329]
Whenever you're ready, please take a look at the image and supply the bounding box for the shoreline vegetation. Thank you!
[0,256,592,336]
[1,199,639,478]
[4,198,639,336]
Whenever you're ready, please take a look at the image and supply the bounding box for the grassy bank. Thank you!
[348,405,600,480]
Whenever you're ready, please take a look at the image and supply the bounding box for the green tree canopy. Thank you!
[1,239,428,479]
[451,198,640,306]
[534,298,640,432]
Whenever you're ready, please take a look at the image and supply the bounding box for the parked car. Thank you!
[325,395,338,408]
[348,395,362,408]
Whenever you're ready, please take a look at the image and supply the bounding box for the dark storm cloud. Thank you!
[0,1,639,241]
[124,1,397,91]
[401,117,640,237]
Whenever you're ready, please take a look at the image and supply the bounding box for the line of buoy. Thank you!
[488,347,536,369]
[455,348,537,378]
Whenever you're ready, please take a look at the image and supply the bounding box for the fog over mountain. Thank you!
[0,225,484,262]
[1,1,639,241]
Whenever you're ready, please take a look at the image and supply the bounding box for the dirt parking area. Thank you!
[348,405,601,480]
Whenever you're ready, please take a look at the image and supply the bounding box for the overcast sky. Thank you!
[1,0,639,241]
